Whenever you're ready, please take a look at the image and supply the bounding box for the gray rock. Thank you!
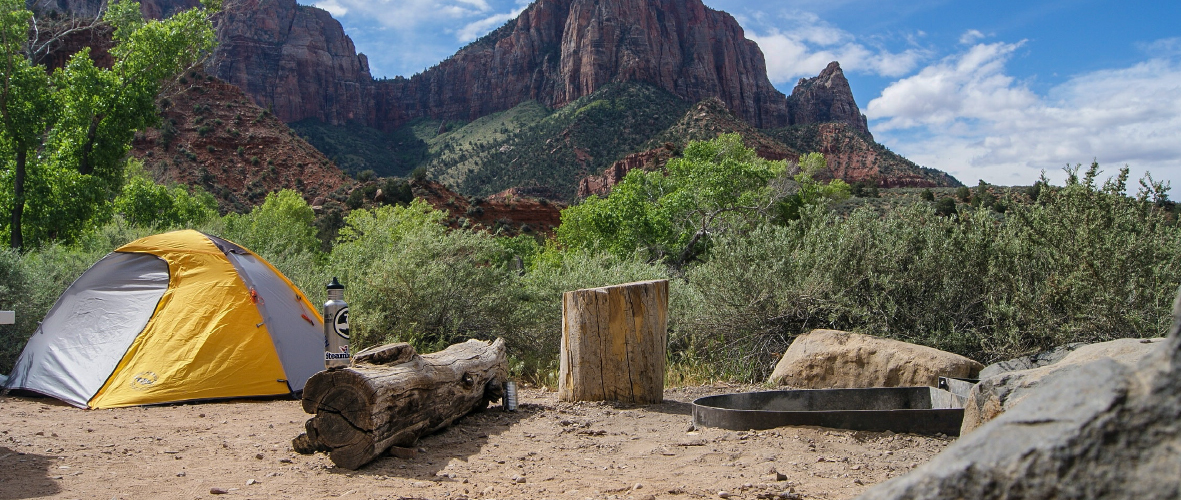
[977,342,1086,379]
[856,288,1181,500]
[961,337,1163,434]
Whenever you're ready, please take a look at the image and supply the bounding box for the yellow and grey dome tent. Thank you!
[4,230,325,408]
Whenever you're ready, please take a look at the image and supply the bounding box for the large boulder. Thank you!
[977,342,1086,379]
[767,329,983,389]
[961,338,1164,434]
[855,290,1181,500]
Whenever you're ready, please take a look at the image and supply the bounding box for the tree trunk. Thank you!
[560,280,668,404]
[293,338,508,470]
[10,147,25,249]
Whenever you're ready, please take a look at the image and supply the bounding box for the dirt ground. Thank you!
[0,384,950,500]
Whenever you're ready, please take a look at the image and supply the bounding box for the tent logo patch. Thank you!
[333,307,350,339]
[130,371,159,391]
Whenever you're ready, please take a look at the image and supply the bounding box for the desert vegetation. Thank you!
[3,124,1178,384]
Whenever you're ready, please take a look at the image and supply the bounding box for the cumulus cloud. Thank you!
[455,4,528,42]
[745,12,927,83]
[868,41,1181,186]
[310,0,495,31]
[958,29,986,45]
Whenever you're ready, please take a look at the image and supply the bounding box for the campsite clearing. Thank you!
[0,385,949,500]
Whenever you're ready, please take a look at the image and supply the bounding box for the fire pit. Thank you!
[692,386,965,436]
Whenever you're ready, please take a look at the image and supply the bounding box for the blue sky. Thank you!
[299,0,1181,189]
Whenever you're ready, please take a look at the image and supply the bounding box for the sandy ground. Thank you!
[0,384,950,500]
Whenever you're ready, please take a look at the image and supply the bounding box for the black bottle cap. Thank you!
[326,277,344,290]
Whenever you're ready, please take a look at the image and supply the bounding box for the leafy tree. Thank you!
[772,152,851,223]
[113,160,217,229]
[221,189,320,262]
[558,133,787,266]
[0,0,217,249]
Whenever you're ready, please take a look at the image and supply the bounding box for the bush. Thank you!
[325,200,522,353]
[674,170,1181,381]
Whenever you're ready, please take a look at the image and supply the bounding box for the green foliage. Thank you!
[934,196,958,217]
[773,152,851,223]
[325,200,518,352]
[427,83,692,200]
[113,160,217,229]
[558,133,786,265]
[0,0,217,249]
[677,167,1181,381]
[289,119,429,178]
[220,190,320,263]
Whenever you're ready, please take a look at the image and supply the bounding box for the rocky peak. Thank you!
[194,0,789,130]
[787,61,872,139]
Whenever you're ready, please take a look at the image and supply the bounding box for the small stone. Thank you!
[210,488,228,495]
[513,475,527,484]
[247,479,257,485]
[198,414,205,418]
[279,458,293,464]
[255,453,265,460]
[633,483,643,490]
[775,472,788,481]
[719,491,731,498]
[176,472,186,477]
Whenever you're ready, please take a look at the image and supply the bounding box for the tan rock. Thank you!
[961,337,1164,435]
[767,329,983,389]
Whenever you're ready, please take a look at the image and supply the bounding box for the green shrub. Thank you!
[325,200,521,353]
[675,169,1181,381]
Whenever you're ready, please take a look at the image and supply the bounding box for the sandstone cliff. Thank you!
[201,0,790,130]
[788,61,871,138]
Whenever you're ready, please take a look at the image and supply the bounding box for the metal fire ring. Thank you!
[692,387,965,436]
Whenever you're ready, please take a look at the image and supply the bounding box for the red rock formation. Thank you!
[412,181,565,236]
[131,71,353,213]
[207,0,375,126]
[577,148,673,198]
[199,0,789,130]
[788,61,872,138]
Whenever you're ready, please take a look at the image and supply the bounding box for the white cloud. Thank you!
[454,5,527,42]
[958,29,985,45]
[309,0,495,31]
[745,13,927,83]
[311,0,347,17]
[868,41,1181,187]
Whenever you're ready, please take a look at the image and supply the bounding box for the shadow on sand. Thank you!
[0,446,61,499]
[324,402,534,481]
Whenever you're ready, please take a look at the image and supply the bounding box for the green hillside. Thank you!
[289,119,429,178]
[420,83,692,199]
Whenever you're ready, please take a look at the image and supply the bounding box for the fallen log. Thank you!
[293,338,508,470]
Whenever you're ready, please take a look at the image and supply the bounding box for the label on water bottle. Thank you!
[325,351,351,361]
[332,307,350,339]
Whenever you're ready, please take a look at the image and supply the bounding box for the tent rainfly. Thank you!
[4,230,325,408]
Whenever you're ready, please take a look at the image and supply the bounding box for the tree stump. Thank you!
[560,280,668,404]
[293,338,508,470]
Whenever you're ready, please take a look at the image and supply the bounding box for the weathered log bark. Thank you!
[293,338,508,470]
[560,280,668,404]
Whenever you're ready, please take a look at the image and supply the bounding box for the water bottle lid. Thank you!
[326,277,344,290]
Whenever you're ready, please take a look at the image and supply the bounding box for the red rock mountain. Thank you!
[47,0,879,151]
[789,61,872,138]
[201,0,799,130]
